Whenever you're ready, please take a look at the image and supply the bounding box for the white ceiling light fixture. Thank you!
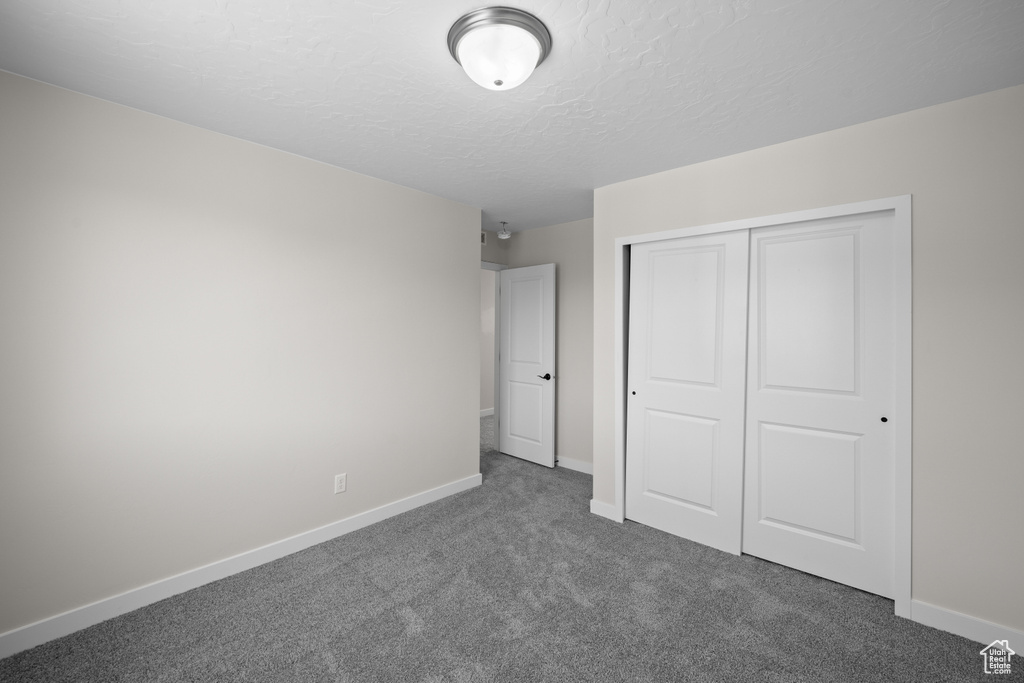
[497,221,512,239]
[447,7,552,91]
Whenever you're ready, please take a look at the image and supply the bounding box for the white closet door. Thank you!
[743,212,895,598]
[625,231,749,554]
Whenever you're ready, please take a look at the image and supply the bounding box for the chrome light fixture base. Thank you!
[448,7,552,90]
[447,7,552,67]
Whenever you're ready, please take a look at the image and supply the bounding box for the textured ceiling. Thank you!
[1,0,1023,232]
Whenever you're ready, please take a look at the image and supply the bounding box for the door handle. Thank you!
[537,373,552,380]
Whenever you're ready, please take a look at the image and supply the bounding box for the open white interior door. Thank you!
[498,264,556,467]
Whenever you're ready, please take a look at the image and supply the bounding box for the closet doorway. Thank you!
[615,197,911,613]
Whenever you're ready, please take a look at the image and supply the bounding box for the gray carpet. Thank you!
[0,418,999,682]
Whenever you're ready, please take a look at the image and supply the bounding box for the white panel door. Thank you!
[743,212,895,597]
[498,264,556,467]
[625,232,749,554]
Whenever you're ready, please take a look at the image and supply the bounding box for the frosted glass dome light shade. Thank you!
[458,25,539,90]
[448,7,552,91]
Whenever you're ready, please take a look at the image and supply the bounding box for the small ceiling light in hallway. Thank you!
[447,7,552,91]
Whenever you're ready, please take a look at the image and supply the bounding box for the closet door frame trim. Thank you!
[608,195,912,617]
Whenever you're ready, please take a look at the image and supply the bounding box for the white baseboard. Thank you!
[911,599,1024,646]
[590,498,624,523]
[556,457,593,475]
[0,473,482,660]
[479,408,494,418]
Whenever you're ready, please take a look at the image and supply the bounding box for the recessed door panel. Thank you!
[648,248,723,386]
[509,277,543,364]
[760,232,858,394]
[758,423,859,543]
[508,381,542,444]
[643,410,718,511]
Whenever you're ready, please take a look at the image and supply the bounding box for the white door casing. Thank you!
[742,212,896,598]
[625,231,749,554]
[498,264,556,467]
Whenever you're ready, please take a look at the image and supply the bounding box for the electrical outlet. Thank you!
[334,473,347,494]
